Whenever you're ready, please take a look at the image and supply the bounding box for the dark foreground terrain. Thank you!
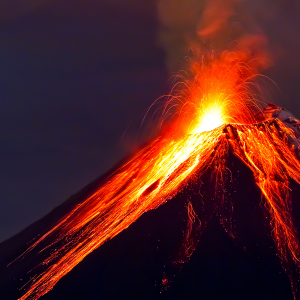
[1,151,299,300]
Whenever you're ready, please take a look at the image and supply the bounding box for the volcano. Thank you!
[1,56,300,300]
[1,104,300,300]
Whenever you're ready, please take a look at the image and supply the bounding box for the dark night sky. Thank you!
[1,0,300,242]
[0,0,168,242]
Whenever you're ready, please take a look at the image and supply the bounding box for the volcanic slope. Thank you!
[2,105,300,299]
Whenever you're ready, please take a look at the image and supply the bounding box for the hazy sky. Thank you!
[1,0,300,242]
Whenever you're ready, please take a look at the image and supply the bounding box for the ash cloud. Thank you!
[156,0,277,72]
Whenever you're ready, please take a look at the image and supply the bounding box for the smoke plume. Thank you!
[156,0,272,72]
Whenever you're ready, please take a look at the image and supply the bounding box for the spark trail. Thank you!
[17,53,300,299]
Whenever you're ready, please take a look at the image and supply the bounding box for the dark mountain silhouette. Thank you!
[1,138,300,300]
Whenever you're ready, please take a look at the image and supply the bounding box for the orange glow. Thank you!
[192,104,223,133]
[17,54,300,300]
[161,52,261,138]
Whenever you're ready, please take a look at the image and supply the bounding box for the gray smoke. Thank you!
[156,0,276,72]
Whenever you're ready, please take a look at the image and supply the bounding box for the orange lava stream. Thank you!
[20,128,224,300]
[18,54,300,299]
[226,120,300,293]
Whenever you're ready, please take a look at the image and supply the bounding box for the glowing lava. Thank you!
[16,53,300,300]
[192,104,224,133]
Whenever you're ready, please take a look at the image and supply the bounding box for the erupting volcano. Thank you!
[3,53,300,300]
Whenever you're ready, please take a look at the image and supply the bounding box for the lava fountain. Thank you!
[16,53,300,300]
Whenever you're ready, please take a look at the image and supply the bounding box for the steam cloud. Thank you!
[156,0,272,72]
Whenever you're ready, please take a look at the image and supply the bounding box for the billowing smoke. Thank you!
[157,0,272,72]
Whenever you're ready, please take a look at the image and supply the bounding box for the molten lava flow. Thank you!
[225,120,300,293]
[19,127,226,300]
[17,54,300,300]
